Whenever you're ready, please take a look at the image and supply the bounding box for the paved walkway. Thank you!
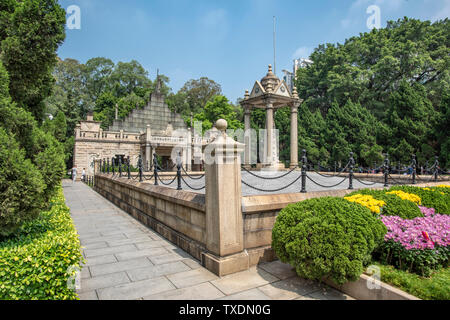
[63,180,354,300]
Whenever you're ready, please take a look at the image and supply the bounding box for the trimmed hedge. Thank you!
[347,189,423,219]
[389,186,449,215]
[0,186,84,300]
[272,197,387,285]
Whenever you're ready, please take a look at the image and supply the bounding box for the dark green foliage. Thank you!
[272,197,387,285]
[294,17,450,167]
[347,189,424,219]
[0,0,66,121]
[389,186,450,215]
[374,240,448,278]
[0,128,45,237]
[31,128,66,201]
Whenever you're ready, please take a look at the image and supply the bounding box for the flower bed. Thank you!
[0,186,84,300]
[272,184,450,299]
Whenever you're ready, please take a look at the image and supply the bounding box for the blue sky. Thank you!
[58,0,450,103]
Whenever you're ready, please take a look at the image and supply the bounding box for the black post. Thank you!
[107,158,110,174]
[383,153,390,187]
[411,154,416,185]
[102,159,106,173]
[176,152,182,191]
[153,153,159,186]
[434,156,439,182]
[119,157,122,178]
[301,149,307,193]
[138,155,143,182]
[111,157,115,174]
[348,152,355,190]
[127,156,131,179]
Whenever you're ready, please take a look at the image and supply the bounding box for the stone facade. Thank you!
[73,83,205,177]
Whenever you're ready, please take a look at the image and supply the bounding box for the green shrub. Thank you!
[272,197,387,285]
[31,128,66,201]
[0,128,45,237]
[347,189,423,219]
[0,186,84,300]
[389,186,449,215]
[371,263,450,300]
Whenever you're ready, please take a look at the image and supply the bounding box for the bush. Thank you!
[31,128,66,201]
[272,197,387,285]
[0,128,45,237]
[0,186,84,300]
[347,189,423,219]
[389,186,449,215]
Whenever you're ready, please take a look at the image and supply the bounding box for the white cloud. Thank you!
[431,0,450,21]
[199,8,229,40]
[292,46,313,60]
[201,8,227,28]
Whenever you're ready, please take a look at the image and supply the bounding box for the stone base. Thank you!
[201,251,250,277]
[200,246,277,277]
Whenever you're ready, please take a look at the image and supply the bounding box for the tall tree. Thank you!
[0,0,66,121]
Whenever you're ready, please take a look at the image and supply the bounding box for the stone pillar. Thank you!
[290,103,299,168]
[145,125,152,171]
[244,105,251,168]
[202,119,248,276]
[186,130,192,171]
[265,100,274,165]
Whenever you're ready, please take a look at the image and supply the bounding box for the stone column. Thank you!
[186,130,192,171]
[265,100,274,165]
[145,144,151,171]
[244,104,252,168]
[145,125,152,171]
[203,119,248,276]
[290,103,299,168]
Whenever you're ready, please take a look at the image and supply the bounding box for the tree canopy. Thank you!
[293,17,450,167]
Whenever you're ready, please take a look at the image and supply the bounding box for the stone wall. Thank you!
[73,140,141,176]
[94,174,207,260]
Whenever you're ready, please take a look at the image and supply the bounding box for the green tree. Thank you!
[193,95,243,132]
[0,0,66,121]
[167,77,222,120]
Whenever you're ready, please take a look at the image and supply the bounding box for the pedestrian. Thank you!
[72,165,77,183]
[82,168,86,182]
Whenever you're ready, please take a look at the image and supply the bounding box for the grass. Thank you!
[371,262,450,300]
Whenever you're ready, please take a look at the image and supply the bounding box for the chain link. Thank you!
[241,174,302,193]
[305,174,348,188]
[241,165,299,180]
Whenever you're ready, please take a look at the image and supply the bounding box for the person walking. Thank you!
[72,165,77,183]
[82,168,86,182]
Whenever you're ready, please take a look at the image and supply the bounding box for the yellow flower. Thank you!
[386,190,421,205]
[344,194,386,214]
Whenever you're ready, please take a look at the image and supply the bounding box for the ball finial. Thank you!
[215,119,228,132]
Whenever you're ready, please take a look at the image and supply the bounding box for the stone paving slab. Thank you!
[97,276,176,300]
[144,282,225,300]
[63,180,355,300]
[126,261,191,282]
